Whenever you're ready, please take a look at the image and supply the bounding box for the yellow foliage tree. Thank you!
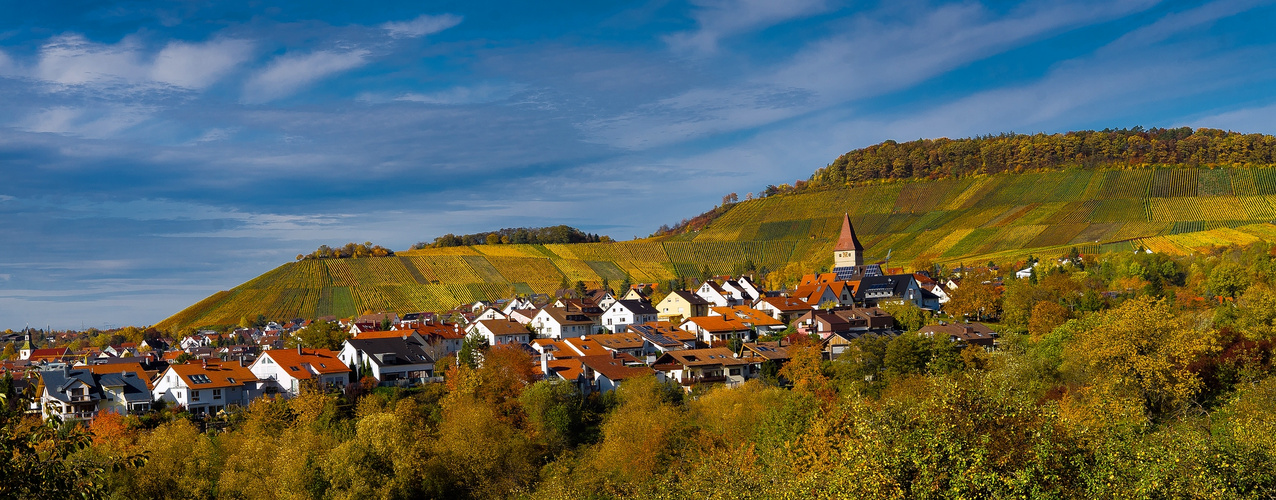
[1064,296,1216,417]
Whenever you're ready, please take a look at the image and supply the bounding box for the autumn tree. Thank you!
[946,269,1003,320]
[1028,301,1071,340]
[287,320,350,351]
[1063,296,1217,418]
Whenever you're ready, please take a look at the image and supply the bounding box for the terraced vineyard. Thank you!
[159,166,1276,331]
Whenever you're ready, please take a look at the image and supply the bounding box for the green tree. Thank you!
[288,321,350,351]
[880,300,928,331]
[574,280,587,298]
[1208,262,1250,298]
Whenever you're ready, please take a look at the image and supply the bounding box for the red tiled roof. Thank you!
[834,212,863,252]
[169,362,258,389]
[259,348,350,379]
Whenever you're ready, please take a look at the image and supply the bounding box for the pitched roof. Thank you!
[169,362,258,389]
[87,362,152,389]
[259,348,350,379]
[758,296,815,312]
[834,212,864,252]
[610,299,658,316]
[656,347,749,367]
[413,323,466,340]
[344,337,435,366]
[477,319,530,336]
[29,347,71,360]
[628,322,697,347]
[538,307,596,326]
[666,290,710,305]
[682,315,751,333]
[710,306,784,327]
[741,342,790,361]
[577,354,654,381]
[587,333,647,350]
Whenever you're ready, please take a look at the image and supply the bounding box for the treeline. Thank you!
[18,242,1276,499]
[297,242,394,260]
[811,127,1276,186]
[414,225,609,248]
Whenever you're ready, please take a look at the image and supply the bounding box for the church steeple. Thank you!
[833,213,864,268]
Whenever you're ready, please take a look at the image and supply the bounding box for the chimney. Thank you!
[202,359,207,369]
[611,349,617,359]
[540,351,549,378]
[297,345,303,355]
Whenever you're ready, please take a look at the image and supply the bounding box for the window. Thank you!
[729,368,741,376]
[192,390,201,402]
[190,374,212,384]
[213,389,222,400]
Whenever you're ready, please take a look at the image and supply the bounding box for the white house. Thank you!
[600,299,659,334]
[249,347,350,397]
[151,361,260,416]
[468,319,531,346]
[695,281,738,307]
[501,297,536,314]
[339,337,435,384]
[474,308,509,322]
[531,307,597,339]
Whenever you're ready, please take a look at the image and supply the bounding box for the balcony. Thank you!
[678,375,726,386]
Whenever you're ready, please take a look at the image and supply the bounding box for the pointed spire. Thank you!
[834,212,863,251]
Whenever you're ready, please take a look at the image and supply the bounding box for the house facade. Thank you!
[152,361,260,416]
[249,347,350,397]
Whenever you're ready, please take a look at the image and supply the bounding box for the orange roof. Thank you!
[683,315,750,333]
[578,354,654,381]
[259,348,350,379]
[543,358,586,380]
[800,273,838,286]
[710,306,784,327]
[169,362,257,389]
[588,333,646,350]
[88,363,152,389]
[477,319,530,336]
[354,329,414,339]
[759,296,814,312]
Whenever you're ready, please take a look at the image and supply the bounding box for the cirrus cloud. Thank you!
[241,49,370,104]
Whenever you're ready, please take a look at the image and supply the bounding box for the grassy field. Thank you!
[157,166,1276,331]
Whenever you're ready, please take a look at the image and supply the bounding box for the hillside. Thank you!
[157,164,1276,331]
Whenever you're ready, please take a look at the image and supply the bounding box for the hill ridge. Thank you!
[158,162,1276,331]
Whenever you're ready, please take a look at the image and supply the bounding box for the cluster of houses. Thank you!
[4,215,996,423]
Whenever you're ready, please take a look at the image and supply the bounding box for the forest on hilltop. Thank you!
[811,127,1276,186]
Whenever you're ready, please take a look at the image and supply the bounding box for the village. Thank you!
[2,215,1000,423]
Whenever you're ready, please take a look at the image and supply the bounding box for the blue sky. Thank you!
[2,0,1275,330]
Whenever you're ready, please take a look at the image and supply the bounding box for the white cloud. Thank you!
[241,50,370,104]
[27,33,251,91]
[1192,103,1276,134]
[396,83,523,105]
[150,38,254,89]
[35,34,149,86]
[665,0,828,55]
[0,49,13,75]
[18,106,154,138]
[587,0,1160,150]
[189,127,238,144]
[0,195,14,202]
[381,13,463,38]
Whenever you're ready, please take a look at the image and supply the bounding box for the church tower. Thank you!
[833,213,864,268]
